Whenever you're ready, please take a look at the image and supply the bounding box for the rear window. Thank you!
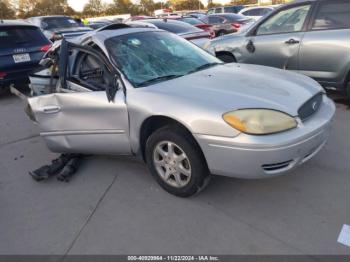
[208,16,225,24]
[224,6,236,13]
[222,13,249,22]
[42,17,79,30]
[146,20,202,34]
[224,6,244,13]
[0,26,48,49]
[243,8,269,16]
[179,17,203,25]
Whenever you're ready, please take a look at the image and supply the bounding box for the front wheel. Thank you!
[145,126,210,197]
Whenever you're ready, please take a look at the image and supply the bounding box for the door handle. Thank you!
[285,39,300,45]
[42,105,61,114]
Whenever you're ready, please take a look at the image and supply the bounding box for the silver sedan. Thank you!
[27,27,335,197]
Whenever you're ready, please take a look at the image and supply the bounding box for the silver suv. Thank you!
[205,0,350,98]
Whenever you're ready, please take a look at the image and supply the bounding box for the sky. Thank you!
[67,0,231,12]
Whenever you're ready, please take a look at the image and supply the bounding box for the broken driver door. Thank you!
[27,40,131,155]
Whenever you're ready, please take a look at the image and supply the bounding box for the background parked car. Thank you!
[124,16,154,22]
[201,14,253,36]
[238,6,275,21]
[27,15,93,41]
[168,16,215,38]
[205,0,350,99]
[207,5,245,15]
[27,27,335,197]
[0,20,51,91]
[87,21,113,30]
[128,19,211,47]
[185,11,207,20]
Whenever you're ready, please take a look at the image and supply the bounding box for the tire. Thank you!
[217,53,236,63]
[145,126,210,197]
[0,86,10,96]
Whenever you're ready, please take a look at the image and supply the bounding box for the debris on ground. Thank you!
[56,156,83,182]
[29,154,84,182]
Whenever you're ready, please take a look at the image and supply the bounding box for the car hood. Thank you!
[148,63,323,116]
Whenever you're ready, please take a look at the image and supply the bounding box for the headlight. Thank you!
[223,109,297,135]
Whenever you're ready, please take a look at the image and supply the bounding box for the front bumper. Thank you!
[195,96,335,179]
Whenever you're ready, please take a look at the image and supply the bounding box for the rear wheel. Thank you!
[145,126,210,197]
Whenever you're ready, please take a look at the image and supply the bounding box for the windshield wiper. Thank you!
[188,62,220,74]
[137,74,184,87]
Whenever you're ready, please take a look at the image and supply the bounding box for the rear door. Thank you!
[28,41,131,155]
[239,3,313,70]
[298,0,350,87]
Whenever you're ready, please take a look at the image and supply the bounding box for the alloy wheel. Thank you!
[153,141,192,188]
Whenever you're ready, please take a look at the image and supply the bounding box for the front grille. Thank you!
[262,160,294,172]
[298,93,323,122]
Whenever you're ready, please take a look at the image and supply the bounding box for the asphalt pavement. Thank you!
[0,91,350,255]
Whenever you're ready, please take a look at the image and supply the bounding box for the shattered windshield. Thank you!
[105,31,221,87]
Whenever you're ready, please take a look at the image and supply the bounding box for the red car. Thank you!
[168,16,215,38]
[128,19,212,47]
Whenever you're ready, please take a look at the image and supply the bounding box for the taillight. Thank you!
[231,23,241,29]
[0,72,7,79]
[196,24,215,39]
[196,24,212,30]
[40,44,52,53]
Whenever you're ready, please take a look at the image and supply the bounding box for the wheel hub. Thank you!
[153,141,192,188]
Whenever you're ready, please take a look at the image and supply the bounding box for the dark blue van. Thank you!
[0,20,51,90]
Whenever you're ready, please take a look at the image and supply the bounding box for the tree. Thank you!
[153,1,171,10]
[230,0,291,5]
[0,0,15,19]
[34,0,72,16]
[107,0,136,15]
[207,1,221,8]
[169,0,204,11]
[17,0,37,18]
[139,0,156,15]
[82,0,106,17]
[17,0,76,18]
